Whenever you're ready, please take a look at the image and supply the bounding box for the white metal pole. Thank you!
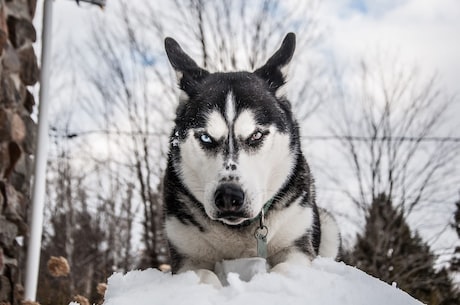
[24,0,54,301]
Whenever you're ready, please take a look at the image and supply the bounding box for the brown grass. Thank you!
[47,256,70,277]
[72,295,89,305]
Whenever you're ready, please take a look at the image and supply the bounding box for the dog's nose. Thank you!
[214,183,245,212]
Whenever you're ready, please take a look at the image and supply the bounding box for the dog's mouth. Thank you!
[216,212,250,225]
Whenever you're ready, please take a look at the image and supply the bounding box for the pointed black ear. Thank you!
[165,37,209,96]
[254,33,296,92]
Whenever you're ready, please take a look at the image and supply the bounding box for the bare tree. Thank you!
[38,70,137,304]
[35,1,331,303]
[79,2,173,267]
[321,52,460,302]
[56,0,327,267]
[324,54,459,218]
[139,0,325,116]
[313,54,460,292]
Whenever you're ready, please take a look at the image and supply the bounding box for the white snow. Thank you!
[99,258,423,305]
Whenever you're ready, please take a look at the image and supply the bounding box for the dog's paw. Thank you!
[195,269,223,289]
[270,262,296,276]
[270,254,312,276]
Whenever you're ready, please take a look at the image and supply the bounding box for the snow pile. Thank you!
[100,258,422,305]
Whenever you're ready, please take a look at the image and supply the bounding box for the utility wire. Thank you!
[302,135,460,143]
[49,128,460,143]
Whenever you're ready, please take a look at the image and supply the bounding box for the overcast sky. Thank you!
[32,0,459,258]
[39,0,460,95]
[321,0,460,94]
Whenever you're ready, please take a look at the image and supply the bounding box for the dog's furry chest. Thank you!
[166,218,258,263]
[165,198,314,269]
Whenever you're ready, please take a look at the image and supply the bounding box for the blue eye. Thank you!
[200,134,213,144]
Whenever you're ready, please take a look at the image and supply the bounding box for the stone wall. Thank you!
[0,0,38,304]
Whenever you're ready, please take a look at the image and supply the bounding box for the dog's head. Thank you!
[165,33,299,225]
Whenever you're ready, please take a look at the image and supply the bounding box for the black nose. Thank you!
[214,183,245,212]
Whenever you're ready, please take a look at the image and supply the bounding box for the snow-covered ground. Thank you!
[94,258,422,305]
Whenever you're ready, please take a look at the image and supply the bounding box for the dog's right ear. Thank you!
[165,37,209,97]
[254,33,296,93]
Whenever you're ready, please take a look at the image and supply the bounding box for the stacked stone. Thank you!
[0,0,38,304]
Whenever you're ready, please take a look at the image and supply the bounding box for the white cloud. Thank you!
[320,0,460,94]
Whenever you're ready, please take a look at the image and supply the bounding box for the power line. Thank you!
[49,128,460,143]
[74,0,106,8]
[49,128,167,138]
[302,135,460,143]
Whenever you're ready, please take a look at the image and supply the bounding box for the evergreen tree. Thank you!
[345,194,459,305]
[451,199,460,273]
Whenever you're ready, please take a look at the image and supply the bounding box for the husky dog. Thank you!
[163,33,340,286]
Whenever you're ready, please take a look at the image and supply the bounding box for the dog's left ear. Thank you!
[254,33,296,92]
[165,37,209,97]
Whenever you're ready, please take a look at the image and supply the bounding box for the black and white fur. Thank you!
[163,33,340,286]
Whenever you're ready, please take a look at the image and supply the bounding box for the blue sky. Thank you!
[348,0,368,14]
[345,0,403,16]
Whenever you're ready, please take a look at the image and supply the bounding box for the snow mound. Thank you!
[101,258,422,305]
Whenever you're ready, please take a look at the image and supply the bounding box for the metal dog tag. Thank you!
[255,226,268,259]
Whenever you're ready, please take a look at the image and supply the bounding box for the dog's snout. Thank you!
[214,183,245,212]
